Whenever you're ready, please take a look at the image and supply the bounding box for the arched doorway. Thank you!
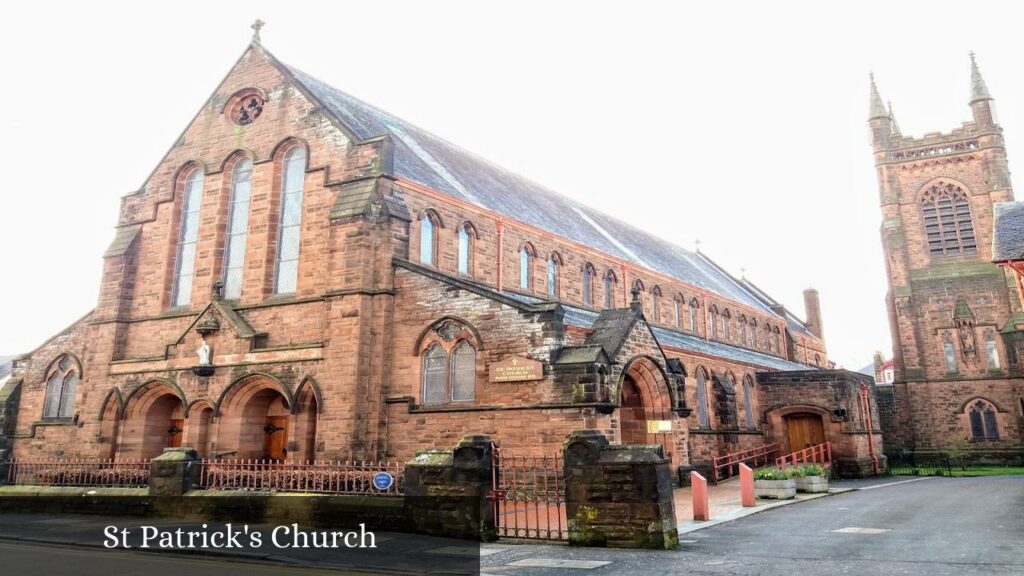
[121,381,187,460]
[620,375,647,445]
[784,412,825,452]
[617,356,675,463]
[217,376,295,461]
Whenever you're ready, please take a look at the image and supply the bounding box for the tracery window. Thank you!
[223,158,252,299]
[172,168,204,307]
[967,400,998,440]
[604,270,617,309]
[984,329,1000,369]
[943,335,958,373]
[519,244,535,290]
[274,147,306,293]
[421,341,477,404]
[43,355,79,419]
[921,183,976,256]
[419,212,438,266]
[547,253,561,298]
[457,223,474,275]
[582,264,596,306]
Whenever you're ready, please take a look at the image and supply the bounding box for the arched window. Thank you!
[604,270,617,309]
[547,253,561,298]
[689,299,699,332]
[742,375,755,430]
[764,324,772,352]
[984,329,1000,369]
[967,400,998,440]
[772,326,781,355]
[739,316,748,347]
[419,212,437,266]
[921,182,976,256]
[674,295,683,328]
[748,319,757,348]
[814,353,821,366]
[43,355,79,419]
[222,158,252,300]
[519,244,535,290]
[172,168,204,307]
[942,333,958,373]
[651,286,662,323]
[422,344,448,405]
[582,264,596,306]
[709,306,720,339]
[722,309,731,341]
[451,341,477,402]
[457,223,473,275]
[274,147,306,293]
[632,279,645,311]
[696,368,710,428]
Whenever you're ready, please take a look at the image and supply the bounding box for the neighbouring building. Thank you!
[870,55,1024,462]
[0,30,885,478]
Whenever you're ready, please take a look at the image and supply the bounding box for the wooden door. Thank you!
[264,416,289,461]
[168,419,184,449]
[785,413,824,452]
[620,377,648,445]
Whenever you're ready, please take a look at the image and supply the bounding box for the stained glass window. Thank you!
[275,147,305,293]
[172,169,204,307]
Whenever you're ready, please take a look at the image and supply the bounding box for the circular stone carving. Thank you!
[228,91,265,125]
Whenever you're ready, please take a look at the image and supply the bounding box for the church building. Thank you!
[871,55,1024,462]
[0,30,885,479]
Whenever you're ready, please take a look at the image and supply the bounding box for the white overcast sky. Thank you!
[2,1,1022,369]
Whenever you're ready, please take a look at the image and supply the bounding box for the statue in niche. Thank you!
[197,338,212,366]
[957,323,977,358]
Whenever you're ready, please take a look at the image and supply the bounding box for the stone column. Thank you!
[563,429,678,549]
[404,433,495,541]
[148,447,200,497]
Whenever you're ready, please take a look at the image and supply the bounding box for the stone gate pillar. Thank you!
[563,430,678,549]
[148,447,200,497]
[404,433,495,541]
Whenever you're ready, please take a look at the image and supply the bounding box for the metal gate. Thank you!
[489,443,567,540]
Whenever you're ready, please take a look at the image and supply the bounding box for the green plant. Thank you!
[944,434,971,470]
[800,463,827,477]
[753,467,790,480]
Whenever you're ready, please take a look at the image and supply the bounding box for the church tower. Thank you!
[871,55,1023,458]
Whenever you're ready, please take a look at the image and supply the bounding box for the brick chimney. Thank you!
[803,288,823,339]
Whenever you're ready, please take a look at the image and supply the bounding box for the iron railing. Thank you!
[776,442,832,469]
[490,444,567,541]
[7,458,150,488]
[713,443,778,481]
[196,459,404,496]
[885,453,953,477]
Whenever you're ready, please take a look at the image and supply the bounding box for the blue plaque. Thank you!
[373,471,394,491]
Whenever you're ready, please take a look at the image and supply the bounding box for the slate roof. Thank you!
[584,308,644,358]
[562,305,814,371]
[0,355,15,381]
[992,202,1024,262]
[736,277,815,338]
[281,58,799,319]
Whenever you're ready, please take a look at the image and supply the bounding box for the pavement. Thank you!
[0,475,1020,575]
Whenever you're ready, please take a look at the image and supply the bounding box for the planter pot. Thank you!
[794,475,829,493]
[754,478,796,500]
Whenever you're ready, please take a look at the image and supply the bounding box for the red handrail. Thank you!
[713,444,779,481]
[775,442,832,469]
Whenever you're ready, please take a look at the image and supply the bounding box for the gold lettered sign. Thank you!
[489,356,544,383]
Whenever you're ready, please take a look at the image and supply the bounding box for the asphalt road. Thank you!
[0,476,1020,575]
[478,475,1024,575]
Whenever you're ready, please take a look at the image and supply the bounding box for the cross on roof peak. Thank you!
[251,19,265,44]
